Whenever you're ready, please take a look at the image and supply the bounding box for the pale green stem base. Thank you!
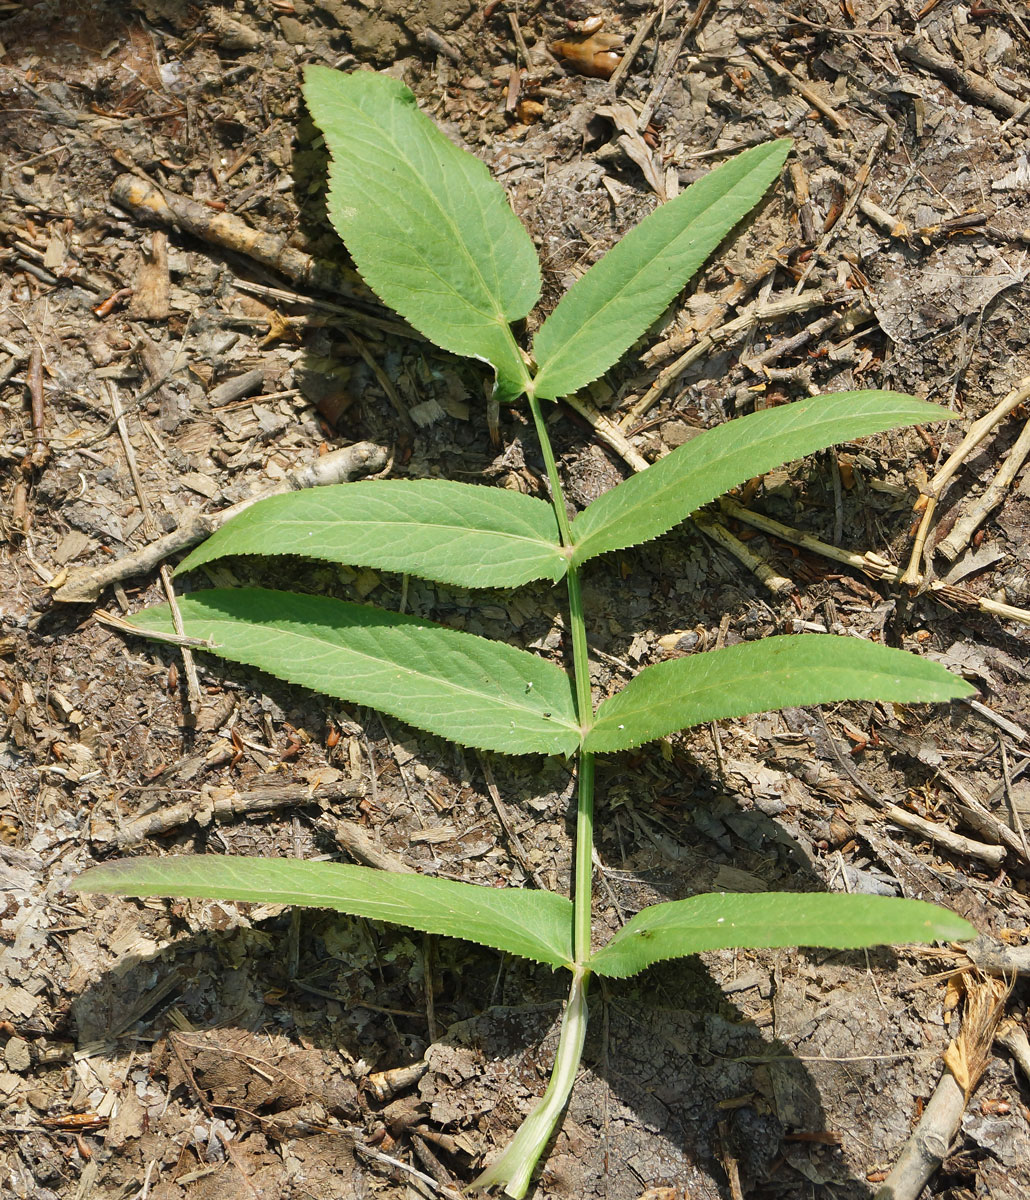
[469,966,590,1198]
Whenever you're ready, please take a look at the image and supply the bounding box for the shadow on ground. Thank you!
[68,760,895,1199]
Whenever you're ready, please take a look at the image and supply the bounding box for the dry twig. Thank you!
[935,765,1030,865]
[815,715,1006,867]
[92,780,362,849]
[999,740,1030,862]
[625,289,834,423]
[793,129,886,294]
[565,391,648,471]
[104,379,156,537]
[477,752,547,889]
[506,11,532,67]
[962,936,1030,979]
[356,1141,463,1200]
[316,813,413,875]
[718,496,1030,627]
[936,416,1030,563]
[77,317,192,449]
[746,42,851,131]
[26,343,48,467]
[691,511,794,596]
[900,38,1027,119]
[995,1019,1030,1084]
[53,442,387,603]
[874,974,1011,1200]
[637,24,689,133]
[110,174,363,301]
[902,375,1030,585]
[858,196,909,240]
[343,329,415,433]
[230,279,413,340]
[640,254,783,369]
[92,609,213,648]
[742,301,873,375]
[601,8,659,94]
[158,564,202,720]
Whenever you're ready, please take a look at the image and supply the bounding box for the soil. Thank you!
[2,2,1030,1198]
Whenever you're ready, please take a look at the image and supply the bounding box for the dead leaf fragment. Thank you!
[550,31,624,79]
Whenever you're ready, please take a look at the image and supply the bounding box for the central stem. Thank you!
[527,395,594,965]
[471,396,596,1197]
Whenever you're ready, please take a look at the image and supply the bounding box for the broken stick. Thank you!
[874,974,1010,1200]
[900,38,1027,120]
[902,375,1030,585]
[936,416,1030,563]
[110,174,367,302]
[53,441,387,603]
[92,779,363,849]
[719,496,1030,627]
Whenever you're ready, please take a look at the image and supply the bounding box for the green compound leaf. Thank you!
[530,139,791,401]
[589,892,976,978]
[584,635,974,753]
[570,393,953,567]
[303,66,538,402]
[129,589,580,757]
[73,857,575,970]
[178,480,567,589]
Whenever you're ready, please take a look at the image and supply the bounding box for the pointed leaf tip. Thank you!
[585,635,973,753]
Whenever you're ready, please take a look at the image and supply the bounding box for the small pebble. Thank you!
[4,1037,31,1073]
